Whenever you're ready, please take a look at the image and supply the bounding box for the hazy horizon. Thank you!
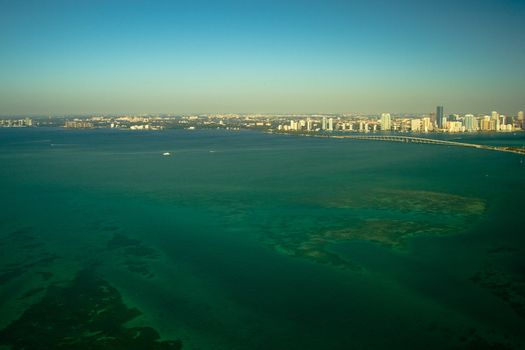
[2,108,524,118]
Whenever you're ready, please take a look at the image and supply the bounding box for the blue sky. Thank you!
[1,0,524,115]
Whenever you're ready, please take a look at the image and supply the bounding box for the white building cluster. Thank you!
[274,109,524,134]
[0,118,33,127]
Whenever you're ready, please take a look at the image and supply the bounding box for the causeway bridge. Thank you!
[284,133,525,155]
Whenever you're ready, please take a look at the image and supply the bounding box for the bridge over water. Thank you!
[287,133,525,156]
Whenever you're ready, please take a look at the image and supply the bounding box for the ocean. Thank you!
[0,128,524,349]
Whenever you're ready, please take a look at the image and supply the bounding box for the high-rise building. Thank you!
[491,111,500,131]
[306,118,312,131]
[322,116,327,130]
[436,106,445,129]
[421,117,432,132]
[429,112,436,127]
[411,119,421,132]
[464,114,477,132]
[518,111,524,129]
[481,116,491,131]
[500,115,508,130]
[328,118,333,131]
[380,113,391,131]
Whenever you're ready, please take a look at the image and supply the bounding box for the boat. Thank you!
[162,152,170,156]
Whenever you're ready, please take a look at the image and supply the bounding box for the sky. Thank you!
[0,0,524,115]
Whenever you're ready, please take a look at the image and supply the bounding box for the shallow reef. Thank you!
[0,227,57,284]
[261,189,485,269]
[316,189,486,216]
[264,219,452,270]
[107,233,158,278]
[321,219,452,248]
[0,269,183,350]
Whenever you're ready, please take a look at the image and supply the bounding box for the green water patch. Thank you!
[0,226,58,284]
[322,219,454,248]
[263,218,454,270]
[0,269,183,350]
[261,189,485,269]
[313,188,486,216]
[17,287,46,300]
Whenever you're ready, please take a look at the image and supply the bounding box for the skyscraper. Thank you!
[436,106,445,129]
[517,111,524,129]
[328,118,333,131]
[464,114,477,132]
[322,116,327,130]
[380,113,391,131]
[491,111,500,131]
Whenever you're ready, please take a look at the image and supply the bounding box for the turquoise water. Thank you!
[1,128,524,349]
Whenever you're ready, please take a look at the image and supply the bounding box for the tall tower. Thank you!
[491,111,500,131]
[436,106,444,129]
[322,116,327,130]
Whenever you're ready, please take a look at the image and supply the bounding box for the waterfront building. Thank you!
[480,116,491,131]
[420,117,432,132]
[411,119,421,132]
[429,112,436,127]
[322,116,327,130]
[328,118,333,131]
[499,115,507,130]
[491,111,500,131]
[380,113,391,131]
[299,119,306,128]
[65,120,94,129]
[464,114,477,132]
[447,121,464,133]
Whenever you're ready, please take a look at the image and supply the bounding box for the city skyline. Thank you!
[1,0,524,115]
